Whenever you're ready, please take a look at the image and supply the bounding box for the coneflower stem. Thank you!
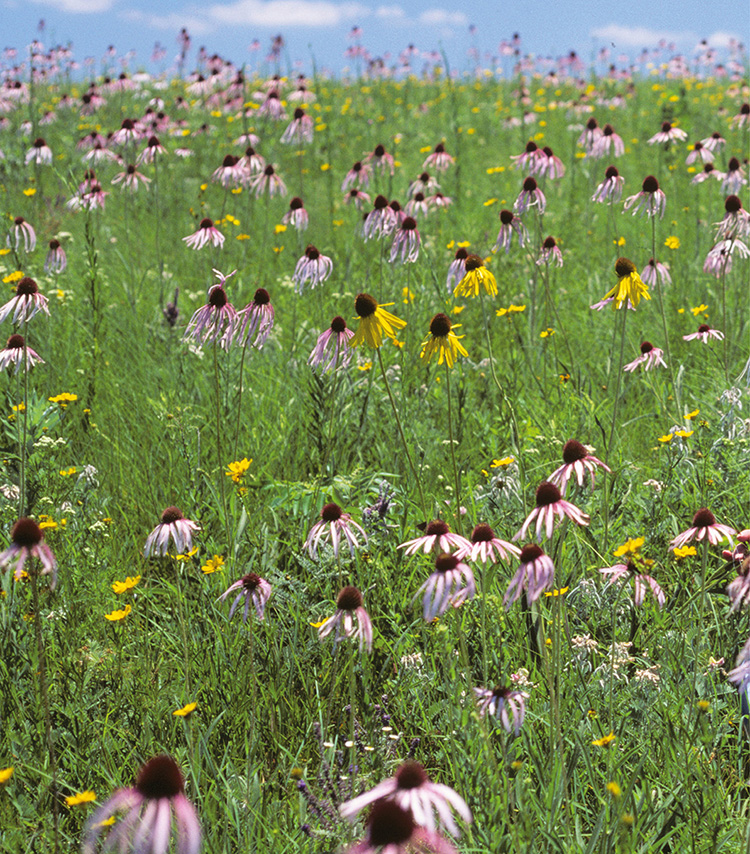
[213,340,229,544]
[603,307,628,548]
[376,348,426,520]
[443,363,462,530]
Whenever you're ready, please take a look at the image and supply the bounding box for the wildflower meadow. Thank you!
[0,30,749,854]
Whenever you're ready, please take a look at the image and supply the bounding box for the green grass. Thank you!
[0,62,748,853]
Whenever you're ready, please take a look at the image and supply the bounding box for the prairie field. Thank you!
[0,38,749,854]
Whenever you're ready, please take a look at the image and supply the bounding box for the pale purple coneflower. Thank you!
[304,502,367,559]
[280,107,314,144]
[318,585,373,653]
[282,197,309,232]
[641,257,671,287]
[212,154,244,188]
[408,171,440,197]
[591,165,624,203]
[251,164,287,198]
[219,572,272,621]
[362,195,397,241]
[8,216,36,252]
[700,131,726,151]
[425,192,452,210]
[399,519,470,556]
[540,146,565,179]
[454,523,520,564]
[514,481,590,541]
[722,158,747,195]
[648,121,688,145]
[25,136,52,165]
[715,195,750,241]
[405,192,429,218]
[390,216,420,263]
[703,239,749,276]
[111,118,141,146]
[343,188,370,209]
[82,755,201,854]
[473,685,529,734]
[727,556,750,613]
[414,553,476,621]
[235,287,274,349]
[727,636,750,698]
[670,508,735,549]
[0,517,57,589]
[144,506,200,558]
[44,239,67,274]
[446,248,468,291]
[423,142,454,172]
[183,218,225,250]
[504,544,555,607]
[510,140,545,173]
[365,143,395,175]
[84,142,119,164]
[239,146,265,175]
[0,334,44,373]
[183,273,237,348]
[730,103,750,128]
[513,177,546,215]
[308,315,354,373]
[686,141,714,165]
[293,244,333,293]
[0,276,50,323]
[600,561,665,608]
[536,235,563,267]
[623,175,666,219]
[495,208,528,252]
[111,163,151,192]
[257,90,287,120]
[137,134,167,165]
[344,800,458,854]
[578,117,602,153]
[342,160,372,191]
[683,323,725,343]
[547,439,611,493]
[340,760,471,838]
[623,341,667,372]
[73,184,109,211]
[591,123,624,158]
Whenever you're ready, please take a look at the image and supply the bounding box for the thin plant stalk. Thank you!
[213,340,229,544]
[443,361,462,529]
[602,306,628,548]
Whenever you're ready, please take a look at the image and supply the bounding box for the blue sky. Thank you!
[1,0,745,75]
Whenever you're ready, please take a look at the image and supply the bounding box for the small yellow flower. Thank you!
[483,198,497,206]
[66,790,96,806]
[23,188,37,197]
[236,234,251,240]
[592,731,616,748]
[621,813,634,827]
[201,555,225,574]
[48,392,78,408]
[173,702,197,717]
[309,619,326,628]
[496,304,526,317]
[59,467,77,477]
[684,408,699,420]
[419,314,468,369]
[2,271,24,285]
[543,587,569,597]
[615,236,626,246]
[673,545,697,559]
[691,304,708,316]
[226,458,252,483]
[674,429,693,438]
[112,575,141,594]
[454,255,497,299]
[173,546,199,561]
[320,163,330,171]
[614,537,645,558]
[104,604,132,622]
[0,767,13,784]
[664,235,680,250]
[402,286,414,305]
[658,433,674,443]
[540,328,555,338]
[349,293,406,349]
[490,456,515,468]
[602,258,650,309]
[274,224,287,234]
[696,700,710,713]
[606,782,622,799]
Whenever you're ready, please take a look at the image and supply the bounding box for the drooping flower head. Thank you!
[399,519,470,556]
[293,244,333,293]
[308,315,354,373]
[144,507,200,557]
[683,323,725,343]
[504,543,555,606]
[390,216,421,263]
[344,800,458,854]
[183,272,237,348]
[514,481,590,541]
[623,175,666,219]
[600,257,650,310]
[415,553,476,621]
[0,276,50,324]
[494,208,528,253]
[514,176,546,215]
[304,502,367,559]
[419,313,468,368]
[0,334,44,373]
[623,341,667,372]
[318,585,373,652]
[235,287,274,349]
[0,517,57,589]
[670,508,735,549]
[600,560,665,608]
[591,165,624,203]
[182,218,225,250]
[349,293,406,349]
[473,685,529,734]
[453,254,497,299]
[218,572,272,622]
[454,523,520,564]
[82,755,201,854]
[547,439,611,493]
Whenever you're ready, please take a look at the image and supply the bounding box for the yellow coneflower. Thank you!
[454,254,497,299]
[602,257,650,309]
[349,293,406,349]
[419,313,468,368]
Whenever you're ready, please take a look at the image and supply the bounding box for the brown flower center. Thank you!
[136,755,184,799]
[425,519,450,536]
[160,506,184,524]
[11,517,43,547]
[354,293,377,318]
[692,508,716,527]
[520,544,544,562]
[642,175,659,193]
[471,523,495,543]
[535,481,562,506]
[429,313,451,337]
[320,503,343,522]
[562,439,587,464]
[330,316,347,333]
[615,257,636,277]
[336,586,363,611]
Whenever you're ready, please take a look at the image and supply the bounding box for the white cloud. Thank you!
[31,0,114,12]
[590,24,690,47]
[374,4,405,20]
[705,30,742,48]
[419,8,467,27]
[120,9,213,35]
[208,0,367,27]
